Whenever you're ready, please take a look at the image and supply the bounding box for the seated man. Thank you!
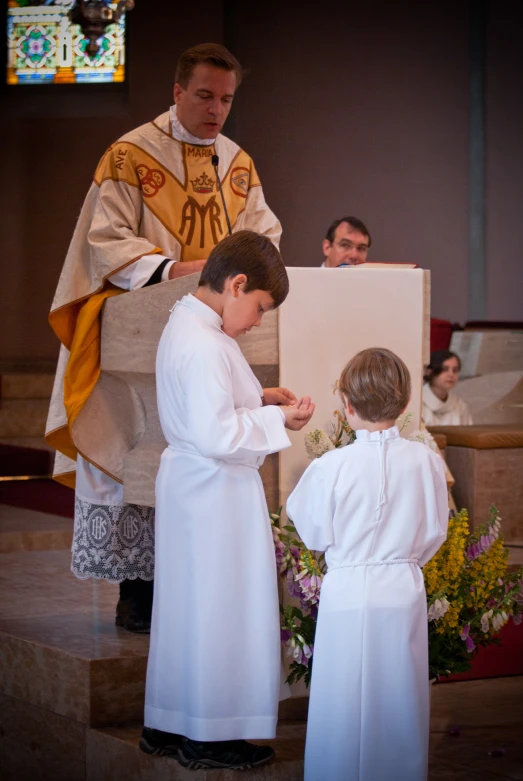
[322,216,371,267]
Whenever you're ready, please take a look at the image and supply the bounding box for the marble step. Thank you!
[2,678,523,781]
[0,398,49,437]
[0,548,149,728]
[0,548,308,731]
[87,722,305,781]
[85,687,523,781]
[0,503,72,553]
[0,372,54,400]
[0,359,57,374]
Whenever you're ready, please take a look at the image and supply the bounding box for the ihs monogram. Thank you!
[190,172,215,194]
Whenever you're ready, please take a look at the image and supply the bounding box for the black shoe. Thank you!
[115,578,153,633]
[139,727,183,758]
[178,738,275,770]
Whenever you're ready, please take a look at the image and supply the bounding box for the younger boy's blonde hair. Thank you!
[339,347,411,422]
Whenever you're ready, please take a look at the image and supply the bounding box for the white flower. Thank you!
[480,609,493,633]
[304,429,335,460]
[398,411,414,432]
[408,429,438,452]
[492,613,503,632]
[491,611,509,632]
[427,597,450,621]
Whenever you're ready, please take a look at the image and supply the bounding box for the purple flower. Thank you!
[512,612,523,626]
[465,635,476,653]
[466,542,482,560]
[460,624,470,640]
[280,629,291,644]
[285,569,301,599]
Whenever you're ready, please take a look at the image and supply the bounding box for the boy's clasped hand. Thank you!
[262,386,315,431]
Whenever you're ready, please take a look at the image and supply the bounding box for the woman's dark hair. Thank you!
[198,230,289,307]
[424,350,461,383]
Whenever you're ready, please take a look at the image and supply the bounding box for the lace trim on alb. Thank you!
[71,494,155,583]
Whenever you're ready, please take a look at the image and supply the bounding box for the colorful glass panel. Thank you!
[7,1,127,85]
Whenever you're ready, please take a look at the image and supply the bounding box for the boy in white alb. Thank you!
[142,231,315,770]
[287,348,449,781]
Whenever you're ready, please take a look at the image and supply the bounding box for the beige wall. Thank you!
[485,3,523,321]
[0,0,521,362]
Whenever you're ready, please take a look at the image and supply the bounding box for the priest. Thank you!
[46,43,281,632]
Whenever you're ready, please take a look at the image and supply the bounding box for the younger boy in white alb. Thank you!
[287,347,449,781]
[142,230,315,770]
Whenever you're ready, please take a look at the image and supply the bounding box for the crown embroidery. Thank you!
[190,172,215,194]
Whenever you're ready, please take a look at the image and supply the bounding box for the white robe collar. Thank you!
[169,105,216,146]
[182,293,223,331]
[355,426,400,443]
[422,383,456,414]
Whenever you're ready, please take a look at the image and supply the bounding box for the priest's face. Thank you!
[322,222,369,267]
[174,64,236,139]
[222,276,274,338]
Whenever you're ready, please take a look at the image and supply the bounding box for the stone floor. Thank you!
[0,502,522,780]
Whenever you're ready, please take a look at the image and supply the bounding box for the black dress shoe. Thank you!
[139,727,183,758]
[115,578,153,633]
[178,738,275,770]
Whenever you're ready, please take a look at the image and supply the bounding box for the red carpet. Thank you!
[0,443,53,477]
[0,477,74,518]
[0,444,74,518]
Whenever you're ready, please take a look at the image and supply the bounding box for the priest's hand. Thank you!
[262,387,297,406]
[282,396,315,431]
[168,259,206,279]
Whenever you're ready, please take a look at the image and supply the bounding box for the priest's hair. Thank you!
[199,230,289,308]
[339,347,411,422]
[175,43,244,89]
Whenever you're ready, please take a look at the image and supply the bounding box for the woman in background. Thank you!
[422,350,473,426]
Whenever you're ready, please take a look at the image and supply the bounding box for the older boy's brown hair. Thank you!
[175,43,244,89]
[199,230,289,307]
[339,347,411,422]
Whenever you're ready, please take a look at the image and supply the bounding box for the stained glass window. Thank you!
[7,1,127,85]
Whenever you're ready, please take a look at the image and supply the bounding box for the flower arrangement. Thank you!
[424,505,523,678]
[272,408,523,685]
[272,510,324,686]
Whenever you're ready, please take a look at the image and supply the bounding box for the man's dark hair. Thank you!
[424,350,461,382]
[175,43,244,89]
[325,216,372,247]
[199,231,289,308]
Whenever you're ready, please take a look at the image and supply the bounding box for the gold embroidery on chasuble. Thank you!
[94,141,260,262]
